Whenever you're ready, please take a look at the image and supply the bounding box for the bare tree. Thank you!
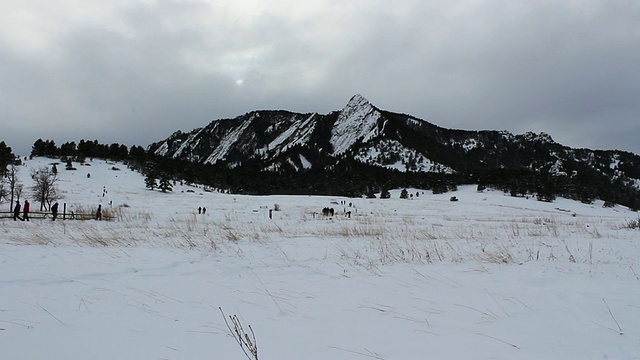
[14,184,24,206]
[30,167,62,211]
[6,164,22,211]
[0,178,7,204]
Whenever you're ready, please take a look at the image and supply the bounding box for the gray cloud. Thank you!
[2,0,639,156]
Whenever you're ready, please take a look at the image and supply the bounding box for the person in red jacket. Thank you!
[23,200,30,221]
[22,200,29,221]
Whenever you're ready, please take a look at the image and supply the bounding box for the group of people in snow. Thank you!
[12,200,30,221]
[12,200,102,221]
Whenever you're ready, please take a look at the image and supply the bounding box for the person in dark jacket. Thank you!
[96,204,102,220]
[51,202,59,221]
[23,200,30,221]
[13,201,21,221]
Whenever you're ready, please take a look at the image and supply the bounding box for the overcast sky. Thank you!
[2,0,639,156]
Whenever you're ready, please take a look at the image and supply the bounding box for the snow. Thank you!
[205,116,254,164]
[2,158,640,360]
[355,139,455,173]
[462,138,478,152]
[268,114,317,156]
[550,159,568,177]
[299,155,312,170]
[611,154,621,170]
[173,129,204,161]
[522,132,555,144]
[153,142,170,157]
[331,95,381,155]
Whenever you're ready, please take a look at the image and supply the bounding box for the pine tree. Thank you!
[145,175,157,190]
[380,189,391,199]
[31,139,46,157]
[0,141,15,176]
[400,188,409,199]
[158,175,173,193]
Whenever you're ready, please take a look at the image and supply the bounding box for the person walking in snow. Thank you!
[51,202,59,221]
[96,204,102,220]
[23,200,30,221]
[13,201,21,221]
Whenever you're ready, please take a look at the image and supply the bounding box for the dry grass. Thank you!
[4,203,638,268]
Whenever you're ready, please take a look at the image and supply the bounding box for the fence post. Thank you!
[63,203,67,220]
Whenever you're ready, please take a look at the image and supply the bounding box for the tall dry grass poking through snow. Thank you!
[3,201,638,269]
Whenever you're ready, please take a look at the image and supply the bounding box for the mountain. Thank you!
[147,95,640,208]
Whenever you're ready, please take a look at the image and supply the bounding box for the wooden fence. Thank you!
[0,210,113,221]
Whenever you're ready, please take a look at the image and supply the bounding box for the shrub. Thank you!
[400,188,408,199]
[625,217,640,229]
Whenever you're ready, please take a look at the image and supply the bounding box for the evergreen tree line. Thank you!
[140,152,463,198]
[0,141,17,176]
[140,148,640,210]
[475,167,640,211]
[31,139,147,163]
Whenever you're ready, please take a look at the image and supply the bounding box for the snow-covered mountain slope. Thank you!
[204,114,255,164]
[149,110,320,166]
[330,94,383,155]
[146,94,461,176]
[354,139,455,173]
[267,113,318,156]
[145,94,640,206]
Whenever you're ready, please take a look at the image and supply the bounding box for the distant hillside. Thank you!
[147,95,640,209]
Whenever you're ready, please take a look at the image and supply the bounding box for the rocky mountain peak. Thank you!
[344,94,371,109]
[330,95,382,155]
[146,94,640,208]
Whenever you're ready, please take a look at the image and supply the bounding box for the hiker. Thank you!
[96,204,102,220]
[13,201,21,221]
[23,200,30,221]
[198,206,202,214]
[202,207,206,214]
[51,202,59,221]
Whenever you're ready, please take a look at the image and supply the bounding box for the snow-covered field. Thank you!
[2,157,640,359]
